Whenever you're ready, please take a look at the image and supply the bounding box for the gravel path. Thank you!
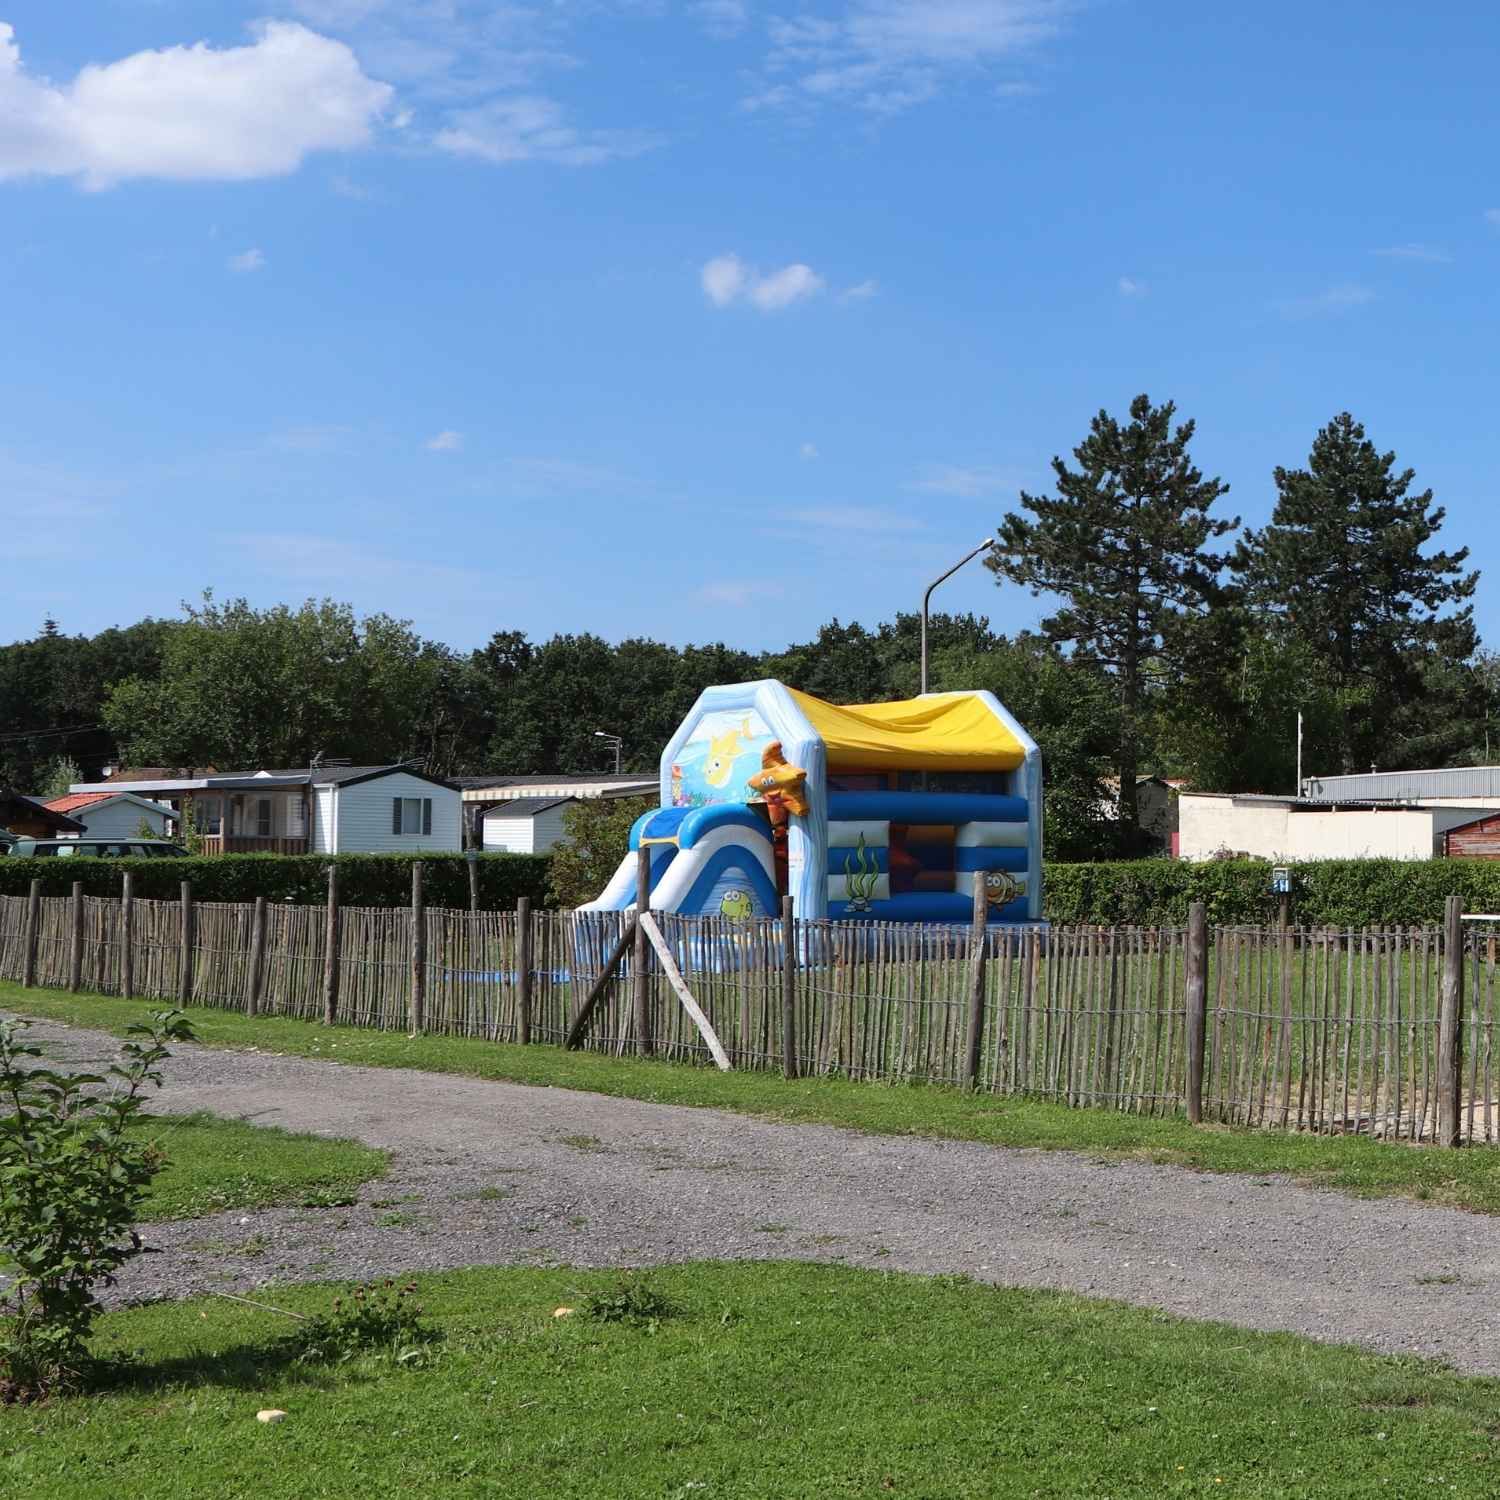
[16,1015,1500,1376]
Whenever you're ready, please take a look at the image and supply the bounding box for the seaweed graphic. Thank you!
[842,833,881,914]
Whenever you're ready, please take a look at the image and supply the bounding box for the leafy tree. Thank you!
[990,394,1238,832]
[547,796,656,907]
[1233,412,1479,775]
[103,595,445,770]
[35,757,81,800]
[0,618,172,790]
[928,634,1123,859]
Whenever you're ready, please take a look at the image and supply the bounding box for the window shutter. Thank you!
[393,797,402,835]
[422,798,432,835]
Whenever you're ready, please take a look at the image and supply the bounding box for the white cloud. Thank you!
[227,247,266,274]
[701,253,825,310]
[841,277,879,300]
[1371,243,1451,263]
[753,0,1069,115]
[910,465,1014,499]
[693,0,750,38]
[229,530,487,595]
[0,21,392,189]
[330,172,374,199]
[1117,275,1146,298]
[426,429,463,452]
[1275,283,1376,318]
[434,96,659,166]
[750,263,824,310]
[799,441,819,460]
[701,253,749,306]
[693,579,784,606]
[784,505,925,532]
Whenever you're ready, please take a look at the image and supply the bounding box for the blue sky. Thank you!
[4,1,1498,655]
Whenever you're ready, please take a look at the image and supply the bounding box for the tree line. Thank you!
[1,400,1485,860]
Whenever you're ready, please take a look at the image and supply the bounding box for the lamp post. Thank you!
[920,537,997,695]
[593,730,623,774]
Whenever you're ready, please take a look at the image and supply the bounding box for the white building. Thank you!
[42,791,178,840]
[66,764,462,855]
[481,796,579,854]
[1177,791,1498,863]
[458,773,655,850]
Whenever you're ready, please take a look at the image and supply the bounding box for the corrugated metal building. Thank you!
[1302,768,1500,807]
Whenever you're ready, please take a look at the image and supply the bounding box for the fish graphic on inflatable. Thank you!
[703,717,753,788]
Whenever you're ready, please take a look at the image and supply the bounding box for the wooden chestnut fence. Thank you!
[1,872,1495,1148]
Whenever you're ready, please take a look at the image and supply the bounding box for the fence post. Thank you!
[68,881,84,993]
[179,880,195,1004]
[121,872,135,1000]
[781,895,798,1080]
[633,846,654,1057]
[247,895,267,1018]
[963,879,988,1089]
[322,863,341,1026]
[467,849,480,914]
[1184,900,1208,1125]
[516,896,534,1045]
[1438,893,1465,1149]
[22,878,41,989]
[409,862,426,1035]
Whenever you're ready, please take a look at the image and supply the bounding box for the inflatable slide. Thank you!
[581,680,1042,927]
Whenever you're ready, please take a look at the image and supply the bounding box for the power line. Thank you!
[0,724,106,745]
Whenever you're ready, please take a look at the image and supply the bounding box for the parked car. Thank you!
[2,838,191,858]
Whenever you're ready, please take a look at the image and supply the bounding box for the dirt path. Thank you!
[15,1015,1500,1376]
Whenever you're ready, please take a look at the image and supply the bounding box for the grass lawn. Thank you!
[2,1261,1497,1499]
[5,980,1500,1215]
[133,1111,388,1221]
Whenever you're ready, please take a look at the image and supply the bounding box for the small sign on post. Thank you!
[1271,865,1292,930]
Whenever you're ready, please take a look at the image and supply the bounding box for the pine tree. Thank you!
[990,394,1237,832]
[1234,412,1478,774]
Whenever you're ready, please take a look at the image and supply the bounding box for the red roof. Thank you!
[43,792,117,815]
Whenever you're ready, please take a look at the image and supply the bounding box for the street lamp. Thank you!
[593,730,623,774]
[920,537,997,695]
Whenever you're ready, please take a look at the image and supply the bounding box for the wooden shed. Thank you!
[1443,812,1500,858]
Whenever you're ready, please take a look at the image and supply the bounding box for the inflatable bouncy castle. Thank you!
[583,681,1042,926]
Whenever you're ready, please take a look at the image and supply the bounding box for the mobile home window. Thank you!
[196,796,221,836]
[255,798,273,837]
[392,797,433,835]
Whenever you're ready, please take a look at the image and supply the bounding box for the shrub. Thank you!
[287,1279,440,1366]
[1043,857,1500,927]
[0,851,553,910]
[548,797,655,909]
[0,1010,194,1402]
[578,1275,675,1332]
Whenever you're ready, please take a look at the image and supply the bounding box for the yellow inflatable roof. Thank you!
[787,688,1026,772]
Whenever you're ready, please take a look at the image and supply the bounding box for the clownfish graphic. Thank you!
[704,717,753,788]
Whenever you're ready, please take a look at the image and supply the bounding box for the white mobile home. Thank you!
[481,796,578,854]
[42,791,177,840]
[66,764,462,855]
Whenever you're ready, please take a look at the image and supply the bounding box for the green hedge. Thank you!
[1043,858,1500,928]
[9,849,1497,926]
[0,852,553,911]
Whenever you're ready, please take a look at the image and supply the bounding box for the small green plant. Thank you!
[475,1186,510,1202]
[376,1210,425,1229]
[287,1279,440,1366]
[301,1188,359,1209]
[0,1010,194,1402]
[578,1276,676,1333]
